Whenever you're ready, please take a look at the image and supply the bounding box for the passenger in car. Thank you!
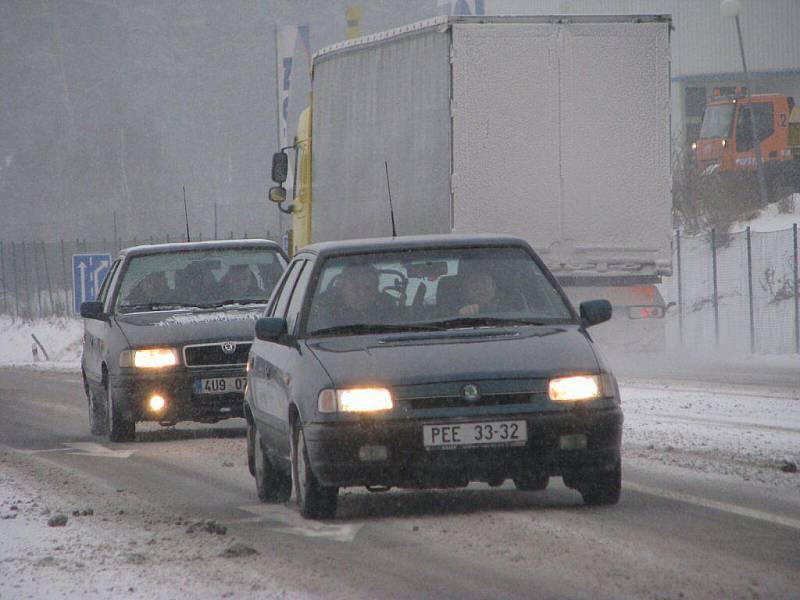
[220,264,263,298]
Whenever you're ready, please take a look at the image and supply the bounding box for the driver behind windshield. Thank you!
[125,271,170,306]
[459,270,501,316]
[219,264,264,299]
[310,264,396,329]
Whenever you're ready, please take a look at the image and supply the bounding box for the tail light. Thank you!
[626,305,665,320]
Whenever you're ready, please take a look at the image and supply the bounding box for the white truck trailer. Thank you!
[272,15,674,351]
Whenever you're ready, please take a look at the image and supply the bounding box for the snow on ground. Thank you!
[620,379,800,491]
[0,316,82,370]
[731,193,800,233]
[0,448,312,600]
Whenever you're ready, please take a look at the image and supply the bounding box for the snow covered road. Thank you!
[1,368,799,599]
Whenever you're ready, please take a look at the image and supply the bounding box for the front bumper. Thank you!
[111,368,246,423]
[304,407,623,488]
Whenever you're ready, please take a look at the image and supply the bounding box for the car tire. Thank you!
[88,389,108,436]
[580,460,621,506]
[291,422,338,519]
[246,415,256,477]
[512,473,549,492]
[106,376,135,443]
[254,426,291,502]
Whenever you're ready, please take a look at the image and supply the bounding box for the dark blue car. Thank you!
[244,235,622,519]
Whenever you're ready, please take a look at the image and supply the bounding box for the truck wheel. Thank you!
[254,427,291,502]
[106,377,135,443]
[88,389,108,436]
[580,460,621,506]
[513,473,549,491]
[291,422,338,519]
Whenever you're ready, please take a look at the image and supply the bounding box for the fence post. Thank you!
[60,240,68,316]
[746,227,755,354]
[11,242,19,317]
[0,241,6,315]
[21,241,31,319]
[41,242,55,318]
[113,210,118,255]
[711,228,719,349]
[676,230,683,346]
[794,223,799,354]
[214,203,218,240]
[32,241,44,318]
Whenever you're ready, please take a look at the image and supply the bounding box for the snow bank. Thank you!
[730,193,800,233]
[0,316,82,370]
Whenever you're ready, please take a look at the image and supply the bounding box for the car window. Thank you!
[113,247,285,312]
[305,246,573,335]
[270,260,302,318]
[98,259,121,309]
[735,103,774,152]
[285,260,313,334]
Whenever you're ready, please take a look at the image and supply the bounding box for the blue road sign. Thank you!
[73,253,112,313]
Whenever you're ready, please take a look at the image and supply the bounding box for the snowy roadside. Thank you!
[0,316,81,372]
[0,448,313,600]
[620,379,800,491]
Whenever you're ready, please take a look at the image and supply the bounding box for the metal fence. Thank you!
[0,233,266,319]
[668,224,799,355]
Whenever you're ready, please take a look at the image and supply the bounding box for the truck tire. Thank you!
[106,376,135,443]
[513,473,549,492]
[580,460,621,506]
[254,426,291,502]
[291,422,338,519]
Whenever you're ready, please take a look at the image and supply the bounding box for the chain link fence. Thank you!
[667,224,799,356]
[0,233,266,320]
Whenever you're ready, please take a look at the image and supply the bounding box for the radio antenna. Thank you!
[183,185,191,242]
[384,161,397,238]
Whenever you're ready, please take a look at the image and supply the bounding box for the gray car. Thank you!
[244,234,622,519]
[81,239,286,442]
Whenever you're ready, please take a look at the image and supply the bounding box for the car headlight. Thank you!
[119,348,179,369]
[548,375,602,402]
[318,388,393,413]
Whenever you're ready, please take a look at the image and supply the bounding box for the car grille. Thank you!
[183,342,251,367]
[400,392,542,410]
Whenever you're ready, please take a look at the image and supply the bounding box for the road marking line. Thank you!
[626,481,800,531]
[62,442,135,459]
[238,504,363,542]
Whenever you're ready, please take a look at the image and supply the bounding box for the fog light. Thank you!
[358,445,388,462]
[148,395,166,412]
[559,434,587,450]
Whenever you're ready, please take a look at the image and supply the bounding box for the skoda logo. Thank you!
[221,342,237,355]
[462,384,481,403]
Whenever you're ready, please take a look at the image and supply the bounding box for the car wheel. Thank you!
[512,473,549,491]
[291,422,338,519]
[106,376,135,443]
[254,426,291,502]
[88,389,108,436]
[580,460,621,506]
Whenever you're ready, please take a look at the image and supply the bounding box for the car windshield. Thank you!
[699,103,735,138]
[305,246,574,336]
[115,247,286,312]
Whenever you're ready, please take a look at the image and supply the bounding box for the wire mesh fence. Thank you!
[668,224,799,356]
[0,233,264,320]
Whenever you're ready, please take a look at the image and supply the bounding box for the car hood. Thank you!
[306,325,600,389]
[114,307,261,347]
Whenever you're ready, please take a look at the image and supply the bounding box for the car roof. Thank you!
[297,234,533,259]
[119,239,284,259]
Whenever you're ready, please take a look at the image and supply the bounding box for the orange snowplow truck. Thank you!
[693,87,795,173]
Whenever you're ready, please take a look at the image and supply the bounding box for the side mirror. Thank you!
[579,299,612,327]
[80,301,105,320]
[255,317,288,343]
[269,186,287,204]
[271,151,288,184]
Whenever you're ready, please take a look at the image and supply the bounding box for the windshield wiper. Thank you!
[118,302,198,312]
[308,323,445,336]
[213,298,267,307]
[421,316,552,330]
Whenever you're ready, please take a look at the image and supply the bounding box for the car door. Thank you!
[265,258,314,458]
[251,260,304,449]
[83,258,120,392]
